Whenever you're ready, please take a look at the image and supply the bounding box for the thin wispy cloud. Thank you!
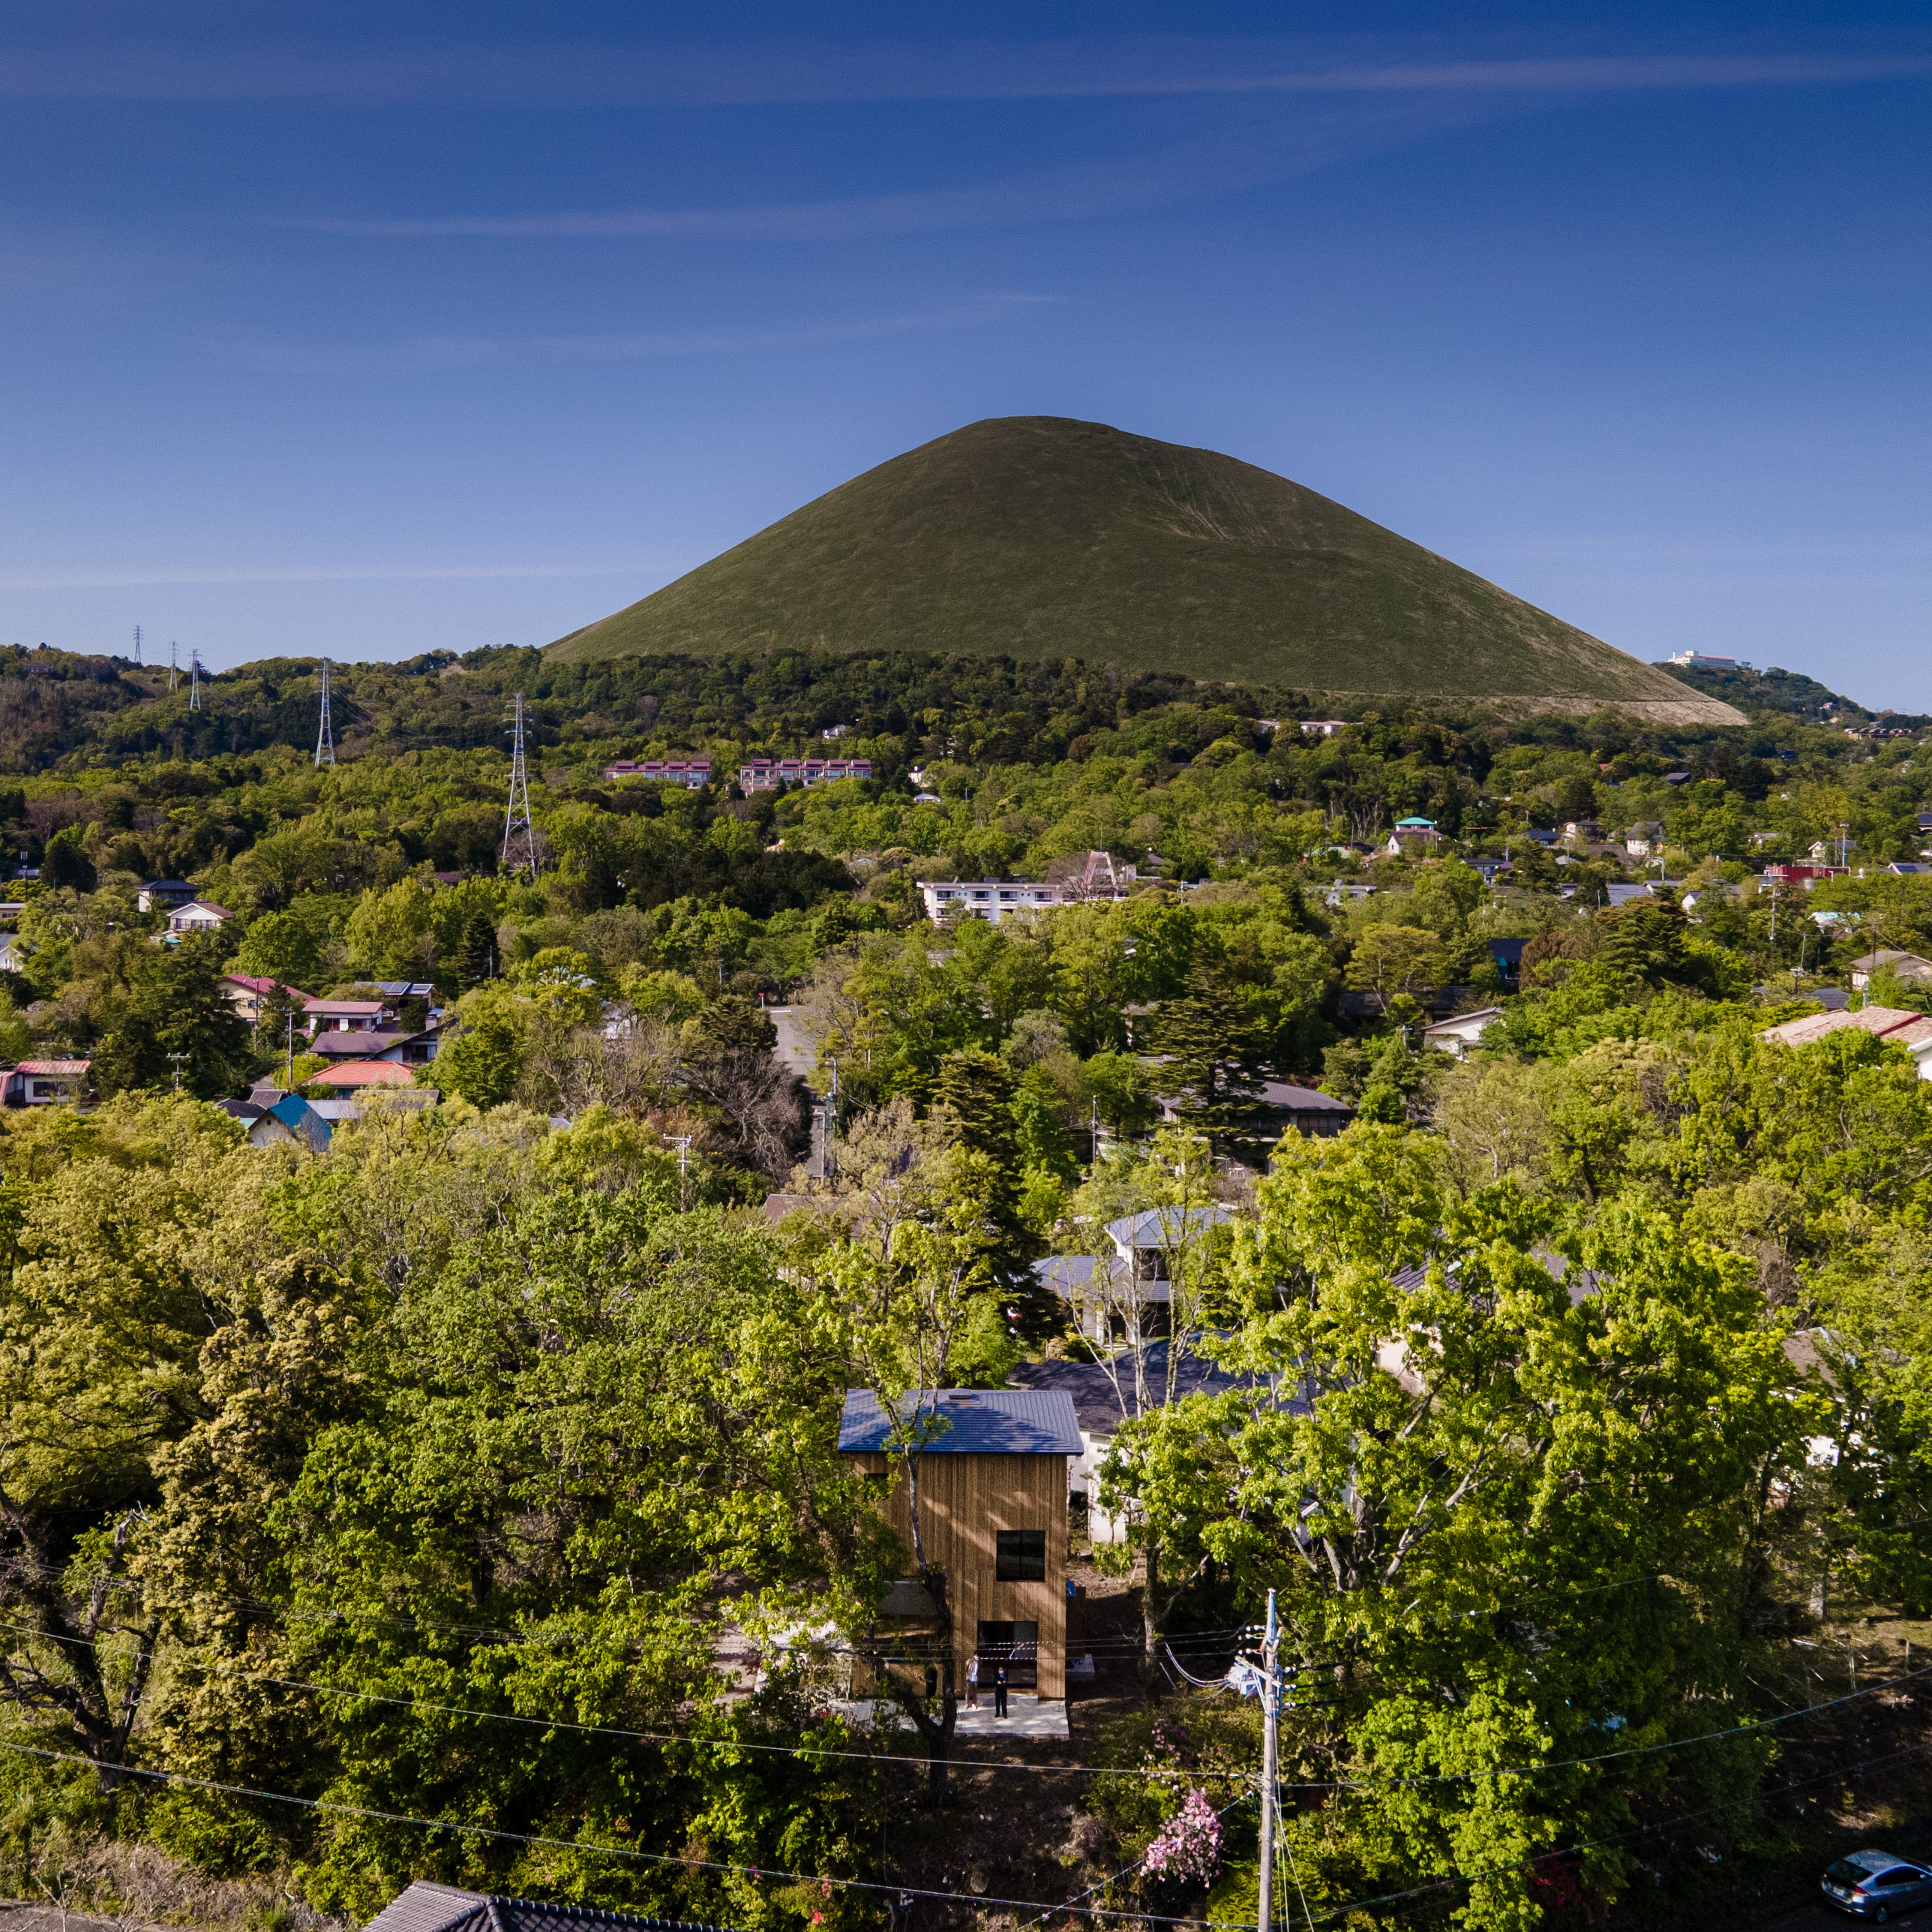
[2,37,1927,106]
[280,104,1472,244]
[226,292,1060,376]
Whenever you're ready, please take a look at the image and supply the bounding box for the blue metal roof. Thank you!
[838,1388,1081,1456]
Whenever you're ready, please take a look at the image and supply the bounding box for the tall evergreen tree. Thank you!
[931,1047,1060,1340]
[94,934,255,1100]
[1153,954,1270,1149]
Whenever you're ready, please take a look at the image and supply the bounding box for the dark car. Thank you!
[1822,1851,1932,1921]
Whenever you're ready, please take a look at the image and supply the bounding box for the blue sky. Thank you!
[2,2,1929,707]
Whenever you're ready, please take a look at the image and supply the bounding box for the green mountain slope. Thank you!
[548,416,1741,722]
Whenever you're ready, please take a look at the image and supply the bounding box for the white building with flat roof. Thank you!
[920,880,1073,924]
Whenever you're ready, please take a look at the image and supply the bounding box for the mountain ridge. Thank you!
[548,416,1743,725]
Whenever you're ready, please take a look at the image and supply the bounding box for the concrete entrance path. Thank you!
[952,1696,1070,1740]
[826,1697,1071,1741]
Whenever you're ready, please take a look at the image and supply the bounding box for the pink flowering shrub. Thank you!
[1141,1789,1222,1888]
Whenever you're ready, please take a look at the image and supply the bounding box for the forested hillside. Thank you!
[0,642,1929,1932]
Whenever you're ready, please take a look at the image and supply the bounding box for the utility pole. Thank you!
[1258,1588,1280,1932]
[188,651,202,712]
[664,1132,692,1211]
[314,657,336,768]
[166,1052,189,1094]
[502,692,537,881]
[285,1010,296,1090]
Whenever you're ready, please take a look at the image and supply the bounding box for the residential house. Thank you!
[220,973,312,1027]
[919,875,1125,926]
[1033,1205,1234,1343]
[1850,949,1932,991]
[1887,862,1932,877]
[0,934,27,974]
[1757,1005,1932,1081]
[309,1029,412,1064]
[307,1058,419,1094]
[838,1388,1080,1702]
[304,995,391,1034]
[1522,827,1559,847]
[1762,864,1850,887]
[1623,822,1665,857]
[1154,1081,1353,1140]
[1297,721,1348,736]
[164,900,231,938]
[1385,817,1440,855]
[601,757,712,788]
[1605,883,1658,907]
[738,757,873,790]
[1422,1006,1504,1058]
[1008,1342,1276,1544]
[1487,936,1526,988]
[304,1023,444,1068]
[244,1092,333,1152]
[4,1060,90,1106]
[1561,820,1602,843]
[136,878,196,914]
[368,1878,728,1932]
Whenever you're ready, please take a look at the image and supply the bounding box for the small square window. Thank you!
[995,1529,1046,1582]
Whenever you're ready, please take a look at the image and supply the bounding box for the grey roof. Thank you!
[838,1388,1081,1456]
[310,1030,412,1056]
[1105,1204,1232,1249]
[1032,1252,1106,1297]
[364,1880,733,1932]
[1257,1081,1354,1113]
[1007,1342,1282,1434]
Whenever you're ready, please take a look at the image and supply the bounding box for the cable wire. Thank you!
[0,1735,1251,1929]
[0,1610,1917,1797]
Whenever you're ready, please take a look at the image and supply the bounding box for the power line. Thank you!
[68,1573,1923,1792]
[0,1613,1204,1784]
[0,1736,1250,1929]
[9,1604,1918,1799]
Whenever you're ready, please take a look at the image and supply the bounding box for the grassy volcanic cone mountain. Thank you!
[550,417,1740,722]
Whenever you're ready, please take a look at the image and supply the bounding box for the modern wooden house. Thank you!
[838,1388,1080,1701]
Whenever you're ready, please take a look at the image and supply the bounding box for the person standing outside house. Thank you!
[994,1663,1009,1718]
[965,1652,980,1708]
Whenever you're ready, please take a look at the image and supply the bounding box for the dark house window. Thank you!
[995,1530,1046,1581]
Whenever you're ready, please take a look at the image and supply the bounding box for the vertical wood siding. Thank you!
[848,1450,1068,1699]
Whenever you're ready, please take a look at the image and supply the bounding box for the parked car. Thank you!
[1822,1851,1932,1921]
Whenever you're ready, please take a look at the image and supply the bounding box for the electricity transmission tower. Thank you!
[188,652,202,711]
[168,640,178,692]
[314,657,335,768]
[132,625,142,666]
[501,692,538,881]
